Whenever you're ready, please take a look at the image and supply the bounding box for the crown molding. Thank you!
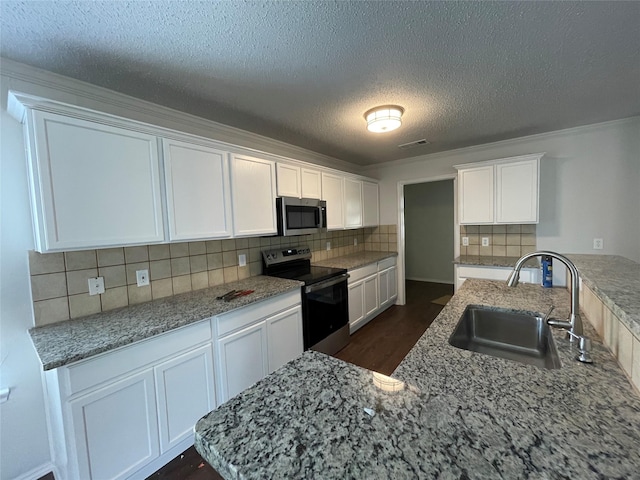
[362,115,640,173]
[0,57,360,173]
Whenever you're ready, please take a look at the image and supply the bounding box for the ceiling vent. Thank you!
[398,139,430,149]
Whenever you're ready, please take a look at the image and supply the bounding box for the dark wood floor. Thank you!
[41,280,453,480]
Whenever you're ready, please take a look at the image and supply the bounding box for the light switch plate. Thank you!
[88,277,105,295]
[326,241,331,251]
[238,254,247,267]
[481,237,490,247]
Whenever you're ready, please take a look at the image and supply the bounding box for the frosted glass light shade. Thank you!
[364,105,404,133]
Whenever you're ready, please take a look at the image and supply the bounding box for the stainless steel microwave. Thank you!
[276,197,327,236]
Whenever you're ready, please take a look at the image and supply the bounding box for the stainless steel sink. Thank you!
[448,305,561,370]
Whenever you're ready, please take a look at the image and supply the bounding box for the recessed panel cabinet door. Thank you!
[28,110,164,251]
[362,181,379,227]
[348,280,365,327]
[276,163,301,198]
[458,165,494,224]
[344,178,363,228]
[495,159,539,223]
[266,306,303,373]
[70,370,159,480]
[363,274,379,317]
[163,139,232,240]
[301,168,322,199]
[216,322,268,403]
[154,345,216,453]
[321,172,344,230]
[230,154,277,236]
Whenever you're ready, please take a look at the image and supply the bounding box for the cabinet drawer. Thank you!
[67,320,212,395]
[215,290,301,337]
[348,264,377,283]
[377,257,396,271]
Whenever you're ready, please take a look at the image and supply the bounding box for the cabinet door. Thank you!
[163,139,232,241]
[301,168,322,199]
[378,268,390,308]
[363,274,379,317]
[216,322,268,403]
[344,178,363,229]
[495,159,539,223]
[230,154,277,236]
[276,163,301,198]
[348,280,365,327]
[154,344,216,453]
[321,172,344,230]
[28,110,164,252]
[266,306,303,373]
[70,370,159,480]
[388,266,398,302]
[362,181,379,227]
[458,165,494,224]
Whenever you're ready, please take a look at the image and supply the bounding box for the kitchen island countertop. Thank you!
[195,278,640,479]
[29,275,302,370]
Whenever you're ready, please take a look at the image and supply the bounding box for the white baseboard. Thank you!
[11,462,54,480]
[406,276,454,285]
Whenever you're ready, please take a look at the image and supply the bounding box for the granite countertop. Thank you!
[195,279,640,479]
[313,251,397,270]
[567,254,640,338]
[29,275,302,370]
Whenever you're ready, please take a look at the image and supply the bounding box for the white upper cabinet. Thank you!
[344,178,363,229]
[300,167,322,199]
[276,162,301,198]
[25,110,165,252]
[495,159,539,223]
[321,172,345,230]
[362,181,379,227]
[163,138,232,241]
[456,154,542,225]
[458,165,495,224]
[229,154,278,236]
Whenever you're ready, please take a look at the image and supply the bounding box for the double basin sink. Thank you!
[449,305,561,370]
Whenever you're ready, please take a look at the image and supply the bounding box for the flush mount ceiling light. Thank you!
[364,105,404,133]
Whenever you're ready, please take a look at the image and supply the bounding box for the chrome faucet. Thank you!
[507,251,584,340]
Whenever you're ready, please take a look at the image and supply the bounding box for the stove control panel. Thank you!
[262,246,312,266]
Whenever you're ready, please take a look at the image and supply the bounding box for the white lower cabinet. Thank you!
[70,369,160,480]
[45,320,215,480]
[348,257,397,333]
[216,322,269,401]
[214,290,303,404]
[154,345,216,453]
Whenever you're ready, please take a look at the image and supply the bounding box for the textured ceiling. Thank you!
[1,1,639,166]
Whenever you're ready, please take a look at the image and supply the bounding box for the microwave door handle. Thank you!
[315,208,319,226]
[305,274,349,293]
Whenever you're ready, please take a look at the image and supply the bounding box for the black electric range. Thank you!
[262,246,350,355]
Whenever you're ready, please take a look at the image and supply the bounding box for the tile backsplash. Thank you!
[459,224,537,258]
[29,225,397,326]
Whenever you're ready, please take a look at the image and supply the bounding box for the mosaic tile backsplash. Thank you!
[459,224,537,258]
[29,225,397,326]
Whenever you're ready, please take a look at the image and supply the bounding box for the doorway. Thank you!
[396,175,457,306]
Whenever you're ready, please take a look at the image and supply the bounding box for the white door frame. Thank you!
[395,174,458,306]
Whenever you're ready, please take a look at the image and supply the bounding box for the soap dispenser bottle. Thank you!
[541,255,553,288]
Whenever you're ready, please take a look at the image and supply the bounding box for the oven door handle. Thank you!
[305,273,349,293]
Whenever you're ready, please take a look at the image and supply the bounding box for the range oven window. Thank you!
[286,205,320,229]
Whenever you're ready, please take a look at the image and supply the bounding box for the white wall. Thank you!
[367,118,640,263]
[0,108,52,479]
[404,181,455,284]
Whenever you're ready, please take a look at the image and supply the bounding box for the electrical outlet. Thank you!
[238,254,247,267]
[593,238,604,250]
[88,277,105,295]
[136,269,149,287]
[326,241,331,251]
[481,237,490,247]
[354,238,358,246]
[462,237,469,246]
